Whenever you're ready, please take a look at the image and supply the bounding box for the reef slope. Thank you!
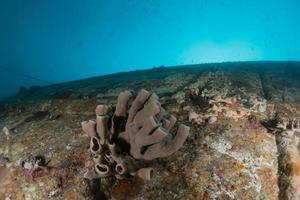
[0,61,300,200]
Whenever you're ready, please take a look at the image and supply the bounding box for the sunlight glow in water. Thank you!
[178,40,263,64]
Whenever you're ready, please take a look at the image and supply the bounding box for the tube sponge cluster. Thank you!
[82,90,190,180]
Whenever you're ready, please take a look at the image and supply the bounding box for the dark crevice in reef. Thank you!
[274,132,290,200]
[24,111,50,122]
[88,179,107,200]
[176,70,204,93]
[261,116,290,200]
[258,71,273,101]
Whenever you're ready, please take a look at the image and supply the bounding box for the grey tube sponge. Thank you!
[133,168,154,181]
[141,124,190,160]
[119,91,190,160]
[127,90,150,125]
[82,120,97,137]
[82,89,190,182]
[96,105,109,116]
[90,136,102,154]
[96,115,109,144]
[95,163,112,177]
[115,91,132,117]
[84,168,101,180]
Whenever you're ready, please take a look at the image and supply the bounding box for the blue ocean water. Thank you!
[0,0,299,99]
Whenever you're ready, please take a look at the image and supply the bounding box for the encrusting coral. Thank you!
[82,89,190,181]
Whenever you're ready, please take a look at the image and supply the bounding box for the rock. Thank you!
[248,115,257,124]
[23,162,33,170]
[172,92,186,104]
[2,127,10,137]
[183,106,191,111]
[185,124,279,200]
[188,111,204,125]
[188,111,199,122]
[258,103,267,113]
[208,116,217,124]
[66,145,72,150]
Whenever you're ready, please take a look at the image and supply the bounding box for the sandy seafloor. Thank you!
[0,61,300,200]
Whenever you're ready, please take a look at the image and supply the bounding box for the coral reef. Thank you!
[82,90,190,184]
[0,63,300,199]
[276,119,300,200]
[187,72,268,126]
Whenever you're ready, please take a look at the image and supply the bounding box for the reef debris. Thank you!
[19,155,51,180]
